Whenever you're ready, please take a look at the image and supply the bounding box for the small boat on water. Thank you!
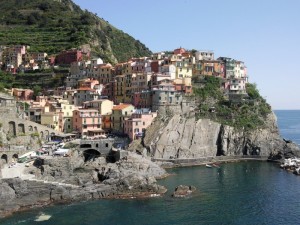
[206,164,212,168]
[212,163,220,168]
[34,213,51,222]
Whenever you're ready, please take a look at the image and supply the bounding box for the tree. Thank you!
[246,83,260,100]
[33,85,42,96]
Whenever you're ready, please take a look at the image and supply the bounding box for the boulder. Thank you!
[172,185,196,198]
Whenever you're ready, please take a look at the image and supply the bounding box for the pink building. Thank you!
[173,47,186,55]
[124,109,157,141]
[72,109,103,137]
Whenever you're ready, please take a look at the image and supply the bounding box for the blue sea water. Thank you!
[275,110,300,145]
[1,110,300,225]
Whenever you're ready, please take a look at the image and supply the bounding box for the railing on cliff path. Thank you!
[152,155,268,165]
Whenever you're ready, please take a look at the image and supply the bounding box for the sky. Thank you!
[73,0,300,109]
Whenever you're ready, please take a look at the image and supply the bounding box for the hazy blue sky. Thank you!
[73,0,300,109]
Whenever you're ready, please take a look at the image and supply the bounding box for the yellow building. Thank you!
[111,104,135,133]
[60,102,77,133]
[41,112,60,131]
[175,65,192,79]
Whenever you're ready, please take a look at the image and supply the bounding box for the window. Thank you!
[105,143,109,147]
[143,122,145,125]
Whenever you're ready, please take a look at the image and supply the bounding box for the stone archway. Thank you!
[18,123,25,134]
[8,121,16,136]
[12,154,18,162]
[34,126,38,132]
[28,125,33,132]
[40,131,44,139]
[1,154,8,164]
[83,149,101,162]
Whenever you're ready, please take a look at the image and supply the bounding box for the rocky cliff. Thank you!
[141,112,300,160]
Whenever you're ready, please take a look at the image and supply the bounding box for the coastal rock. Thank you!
[0,181,16,202]
[0,151,168,218]
[172,185,196,197]
[142,112,300,159]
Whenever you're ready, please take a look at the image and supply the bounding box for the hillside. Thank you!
[0,0,152,63]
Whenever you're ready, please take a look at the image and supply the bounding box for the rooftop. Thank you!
[113,104,132,110]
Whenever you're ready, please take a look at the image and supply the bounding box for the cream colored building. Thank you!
[41,112,59,131]
[83,99,113,115]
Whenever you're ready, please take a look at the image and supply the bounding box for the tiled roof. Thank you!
[112,104,132,110]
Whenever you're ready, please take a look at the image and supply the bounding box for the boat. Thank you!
[212,163,220,168]
[35,213,51,222]
[53,148,69,156]
[206,164,212,168]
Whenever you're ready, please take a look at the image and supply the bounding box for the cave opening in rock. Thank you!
[1,154,8,164]
[83,149,101,162]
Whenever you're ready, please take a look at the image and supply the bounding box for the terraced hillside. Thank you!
[0,0,152,63]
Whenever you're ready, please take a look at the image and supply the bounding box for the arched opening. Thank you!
[40,131,44,139]
[80,144,92,148]
[34,126,38,132]
[12,154,18,162]
[1,154,8,164]
[28,125,33,132]
[18,123,25,134]
[8,121,16,136]
[83,149,100,162]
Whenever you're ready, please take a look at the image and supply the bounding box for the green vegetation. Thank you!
[0,70,66,90]
[0,0,152,63]
[194,76,272,130]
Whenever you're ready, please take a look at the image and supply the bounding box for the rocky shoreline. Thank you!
[1,111,300,219]
[0,151,167,219]
[0,152,298,219]
[0,153,277,219]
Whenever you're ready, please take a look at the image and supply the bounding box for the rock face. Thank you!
[143,112,300,159]
[172,185,196,198]
[0,151,167,218]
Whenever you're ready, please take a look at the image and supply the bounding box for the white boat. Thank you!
[19,151,37,159]
[35,213,51,222]
[53,148,69,156]
[206,164,212,168]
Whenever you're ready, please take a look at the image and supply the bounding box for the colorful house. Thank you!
[83,99,113,115]
[124,109,157,140]
[72,109,102,137]
[111,104,135,133]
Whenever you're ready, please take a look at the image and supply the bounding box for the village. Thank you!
[0,45,248,142]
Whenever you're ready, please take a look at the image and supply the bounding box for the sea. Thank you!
[1,110,300,225]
